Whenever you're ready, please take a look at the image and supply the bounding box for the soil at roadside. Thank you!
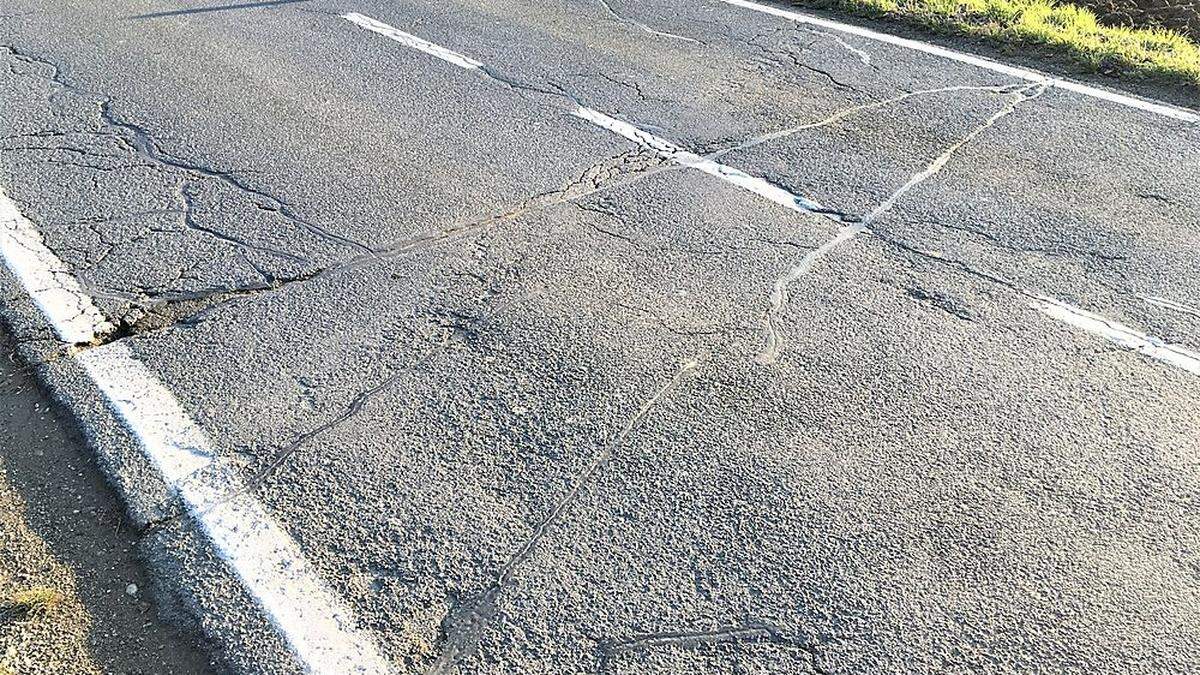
[0,334,214,675]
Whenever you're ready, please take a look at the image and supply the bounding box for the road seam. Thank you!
[0,186,394,673]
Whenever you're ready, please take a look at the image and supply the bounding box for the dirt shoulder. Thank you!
[0,336,213,675]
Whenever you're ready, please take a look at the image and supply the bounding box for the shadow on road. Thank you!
[130,0,311,20]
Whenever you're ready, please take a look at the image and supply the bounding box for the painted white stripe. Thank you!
[0,189,393,673]
[342,12,483,70]
[1032,296,1200,375]
[572,106,830,215]
[714,0,1200,124]
[337,16,849,219]
[343,20,1200,377]
[0,189,114,344]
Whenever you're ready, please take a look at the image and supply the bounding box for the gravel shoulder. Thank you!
[0,333,213,675]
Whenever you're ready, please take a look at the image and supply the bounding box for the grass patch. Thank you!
[793,0,1200,86]
[4,587,65,619]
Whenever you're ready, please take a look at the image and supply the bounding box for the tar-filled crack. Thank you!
[591,71,673,106]
[1,43,383,337]
[96,99,377,257]
[592,0,702,44]
[98,149,668,346]
[429,357,702,674]
[138,361,420,536]
[869,229,1036,302]
[755,81,1048,364]
[905,286,976,321]
[5,42,704,344]
[736,26,868,96]
[596,622,832,674]
[922,217,1131,263]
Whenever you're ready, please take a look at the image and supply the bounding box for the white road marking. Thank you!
[0,190,114,344]
[572,106,830,215]
[342,12,483,70]
[804,27,873,66]
[714,0,1200,124]
[0,187,393,674]
[1031,297,1200,375]
[343,19,1200,377]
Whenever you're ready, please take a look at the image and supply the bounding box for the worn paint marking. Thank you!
[572,107,832,216]
[343,12,484,70]
[0,189,114,344]
[1032,297,1200,375]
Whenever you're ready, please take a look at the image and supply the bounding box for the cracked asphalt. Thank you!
[2,0,1200,673]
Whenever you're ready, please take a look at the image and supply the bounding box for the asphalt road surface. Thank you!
[2,0,1199,673]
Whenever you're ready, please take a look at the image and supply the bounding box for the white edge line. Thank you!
[342,12,484,70]
[1032,296,1200,375]
[0,187,393,674]
[0,190,114,344]
[715,0,1200,123]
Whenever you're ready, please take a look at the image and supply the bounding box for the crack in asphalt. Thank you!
[707,83,1028,161]
[921,216,1132,263]
[429,356,702,674]
[755,81,1048,364]
[1,44,374,303]
[183,369,409,522]
[592,0,702,44]
[93,149,672,343]
[596,622,831,674]
[738,26,866,95]
[96,99,378,257]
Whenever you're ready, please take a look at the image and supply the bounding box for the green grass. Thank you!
[5,587,65,618]
[795,0,1200,86]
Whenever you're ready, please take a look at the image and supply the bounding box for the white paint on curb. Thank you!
[714,0,1200,124]
[0,189,114,344]
[0,187,393,674]
[343,12,483,70]
[1032,296,1200,375]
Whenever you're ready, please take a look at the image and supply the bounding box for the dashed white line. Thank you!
[572,106,830,215]
[344,16,1200,377]
[0,186,393,674]
[343,12,483,70]
[1031,297,1200,375]
[714,0,1199,124]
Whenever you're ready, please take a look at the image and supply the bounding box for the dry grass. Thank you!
[4,587,65,619]
[795,0,1200,85]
